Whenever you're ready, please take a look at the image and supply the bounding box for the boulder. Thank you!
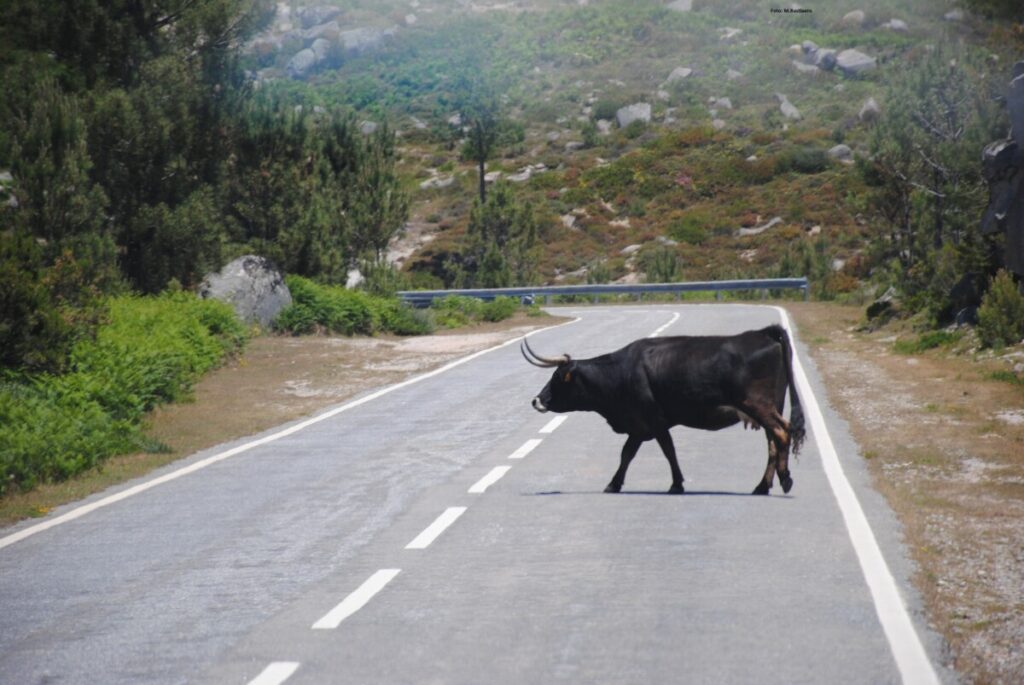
[311,37,333,63]
[792,60,820,75]
[776,93,801,120]
[666,67,693,84]
[345,268,364,290]
[882,19,909,32]
[667,0,693,11]
[836,49,877,76]
[828,144,854,163]
[286,48,317,78]
[841,10,866,28]
[297,6,342,29]
[305,20,340,44]
[199,256,292,328]
[944,9,964,22]
[616,102,652,128]
[727,69,743,80]
[813,49,837,71]
[340,26,396,57]
[718,27,742,41]
[359,120,378,135]
[0,169,16,208]
[859,96,881,122]
[866,286,899,322]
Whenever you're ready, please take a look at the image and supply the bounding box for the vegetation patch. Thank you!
[0,294,247,495]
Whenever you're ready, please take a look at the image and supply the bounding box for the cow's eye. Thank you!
[563,371,572,383]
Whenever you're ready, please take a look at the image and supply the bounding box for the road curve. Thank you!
[0,305,953,684]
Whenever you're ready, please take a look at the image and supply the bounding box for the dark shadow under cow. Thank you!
[523,324,806,495]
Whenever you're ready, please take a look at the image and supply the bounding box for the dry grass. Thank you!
[787,302,1024,684]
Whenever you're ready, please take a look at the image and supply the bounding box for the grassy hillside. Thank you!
[255,0,1016,302]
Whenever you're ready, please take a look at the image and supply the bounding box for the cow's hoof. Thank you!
[780,474,794,494]
[751,481,770,496]
[604,483,622,494]
[668,484,685,495]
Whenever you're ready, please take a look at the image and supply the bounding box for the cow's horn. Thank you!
[521,338,569,367]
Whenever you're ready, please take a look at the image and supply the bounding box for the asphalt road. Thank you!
[0,305,953,684]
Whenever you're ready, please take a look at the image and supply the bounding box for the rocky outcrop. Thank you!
[199,256,292,328]
[836,49,877,76]
[616,103,652,128]
[981,62,1024,278]
[776,93,801,120]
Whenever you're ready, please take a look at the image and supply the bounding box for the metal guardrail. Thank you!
[398,277,810,307]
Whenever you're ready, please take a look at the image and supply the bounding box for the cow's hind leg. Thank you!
[739,399,794,495]
[752,433,777,495]
[655,430,685,494]
[605,435,642,493]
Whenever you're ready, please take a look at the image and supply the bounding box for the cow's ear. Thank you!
[563,361,578,383]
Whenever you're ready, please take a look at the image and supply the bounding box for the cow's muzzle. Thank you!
[532,396,548,413]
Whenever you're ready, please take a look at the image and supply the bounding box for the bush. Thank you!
[430,295,520,328]
[978,270,1024,348]
[275,275,436,336]
[0,292,247,495]
[775,147,830,175]
[482,296,519,322]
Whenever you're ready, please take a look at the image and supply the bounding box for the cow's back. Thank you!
[636,330,785,430]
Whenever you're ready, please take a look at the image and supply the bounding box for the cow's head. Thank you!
[521,338,582,413]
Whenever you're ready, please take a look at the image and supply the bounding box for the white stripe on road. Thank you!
[649,312,680,338]
[508,439,543,460]
[539,416,567,434]
[773,306,940,685]
[468,466,513,494]
[313,569,401,630]
[0,319,579,552]
[405,507,467,550]
[248,662,300,685]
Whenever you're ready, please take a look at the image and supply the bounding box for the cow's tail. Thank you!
[764,324,806,456]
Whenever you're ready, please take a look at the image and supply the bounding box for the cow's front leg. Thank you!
[655,430,685,494]
[605,435,642,493]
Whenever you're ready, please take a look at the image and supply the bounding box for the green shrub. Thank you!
[775,147,830,175]
[276,275,437,336]
[429,295,519,328]
[892,330,960,355]
[482,296,519,322]
[592,98,626,122]
[978,270,1024,349]
[0,292,247,495]
[668,215,709,245]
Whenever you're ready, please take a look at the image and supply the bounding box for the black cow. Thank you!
[523,325,806,495]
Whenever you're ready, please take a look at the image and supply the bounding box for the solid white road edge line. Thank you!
[468,466,513,494]
[649,312,680,338]
[405,507,467,550]
[312,569,401,630]
[773,306,940,685]
[539,415,567,434]
[507,438,543,460]
[0,318,580,552]
[247,661,300,685]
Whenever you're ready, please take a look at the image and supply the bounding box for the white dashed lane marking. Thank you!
[539,416,567,433]
[405,507,467,550]
[468,466,513,494]
[312,569,402,630]
[247,661,299,685]
[507,439,542,460]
